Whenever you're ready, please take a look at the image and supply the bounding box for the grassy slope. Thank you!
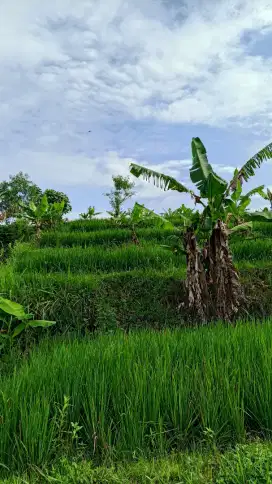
[3,442,272,483]
[1,221,272,480]
[0,220,272,330]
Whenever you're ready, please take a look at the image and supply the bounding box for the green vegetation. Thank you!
[10,243,185,274]
[1,323,272,474]
[39,227,176,248]
[0,138,272,481]
[130,137,272,321]
[105,175,135,219]
[2,442,272,483]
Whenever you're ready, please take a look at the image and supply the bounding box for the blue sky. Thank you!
[0,0,272,218]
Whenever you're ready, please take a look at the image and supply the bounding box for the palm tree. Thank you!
[130,138,272,321]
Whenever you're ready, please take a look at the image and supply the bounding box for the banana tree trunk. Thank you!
[204,220,245,321]
[183,229,210,321]
[35,222,42,240]
[131,226,140,245]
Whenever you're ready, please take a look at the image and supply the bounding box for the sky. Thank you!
[0,0,272,219]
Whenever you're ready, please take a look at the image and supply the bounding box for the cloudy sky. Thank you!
[1,0,272,218]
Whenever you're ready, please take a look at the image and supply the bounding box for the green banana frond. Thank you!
[239,185,266,202]
[248,211,272,222]
[131,202,174,229]
[190,137,227,197]
[230,141,272,188]
[130,163,191,195]
[229,222,253,234]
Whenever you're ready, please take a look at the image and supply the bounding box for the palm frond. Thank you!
[130,163,191,194]
[231,141,272,186]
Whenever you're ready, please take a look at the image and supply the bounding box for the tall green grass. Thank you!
[1,322,272,472]
[253,221,272,237]
[11,237,272,275]
[11,244,185,274]
[231,239,272,262]
[0,267,187,331]
[39,228,175,248]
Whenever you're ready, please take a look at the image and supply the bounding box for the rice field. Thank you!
[10,243,185,274]
[1,321,272,473]
[39,227,175,248]
[0,218,272,480]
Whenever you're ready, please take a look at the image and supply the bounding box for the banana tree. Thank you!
[79,206,102,220]
[117,202,173,244]
[259,188,272,211]
[130,138,272,321]
[17,194,65,239]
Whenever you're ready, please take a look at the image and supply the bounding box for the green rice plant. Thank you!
[61,219,124,232]
[0,267,187,332]
[10,244,185,274]
[1,322,272,472]
[230,239,272,262]
[39,228,175,248]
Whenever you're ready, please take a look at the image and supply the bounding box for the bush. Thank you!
[0,221,34,260]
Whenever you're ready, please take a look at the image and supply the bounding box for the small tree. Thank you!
[117,202,172,244]
[130,137,272,321]
[79,206,102,220]
[17,194,65,239]
[42,189,72,215]
[105,175,135,219]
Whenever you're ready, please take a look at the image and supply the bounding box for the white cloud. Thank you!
[1,0,272,133]
[0,0,272,214]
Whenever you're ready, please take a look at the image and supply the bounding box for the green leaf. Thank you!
[28,320,56,328]
[231,180,242,202]
[130,163,191,194]
[0,297,27,319]
[230,141,272,187]
[12,323,26,338]
[0,333,10,339]
[36,194,49,217]
[207,172,228,201]
[190,138,227,197]
[240,185,265,201]
[248,211,272,222]
[229,222,253,233]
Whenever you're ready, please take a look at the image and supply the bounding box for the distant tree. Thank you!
[0,172,42,221]
[79,206,101,220]
[105,175,135,219]
[42,189,72,215]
